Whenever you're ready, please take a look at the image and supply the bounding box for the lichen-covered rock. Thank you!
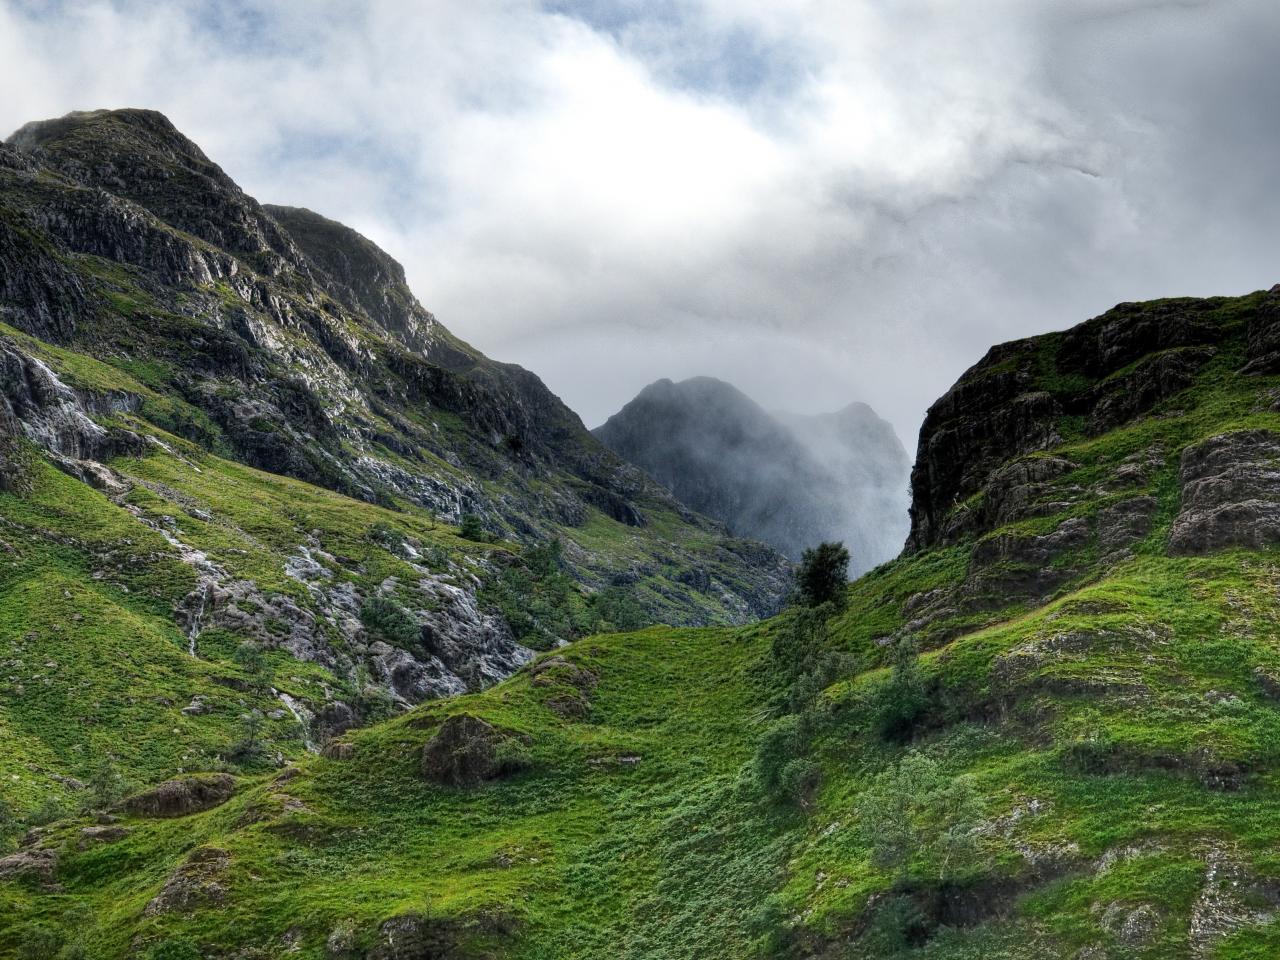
[1098,496,1159,560]
[1168,431,1280,555]
[364,914,459,960]
[122,773,236,818]
[420,714,530,788]
[0,848,58,887]
[964,517,1091,607]
[144,846,230,916]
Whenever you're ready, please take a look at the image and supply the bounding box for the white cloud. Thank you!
[1,0,1277,444]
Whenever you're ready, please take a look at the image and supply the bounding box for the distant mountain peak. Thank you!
[596,376,911,570]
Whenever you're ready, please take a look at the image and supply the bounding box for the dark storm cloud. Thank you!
[1,0,1276,448]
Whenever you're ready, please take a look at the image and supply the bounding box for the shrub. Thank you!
[586,587,647,634]
[777,758,821,805]
[458,513,488,542]
[873,636,928,741]
[794,541,850,610]
[863,895,929,953]
[360,594,420,649]
[855,751,982,881]
[525,538,562,577]
[753,715,814,803]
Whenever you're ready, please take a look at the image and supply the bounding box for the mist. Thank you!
[2,0,1278,446]
[595,378,910,573]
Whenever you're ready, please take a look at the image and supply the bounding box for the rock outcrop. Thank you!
[907,297,1248,552]
[1168,431,1280,555]
[420,714,530,787]
[122,773,237,818]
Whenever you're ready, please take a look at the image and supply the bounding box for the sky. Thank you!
[2,0,1278,447]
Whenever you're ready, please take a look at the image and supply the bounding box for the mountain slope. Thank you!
[0,108,789,625]
[0,108,791,844]
[594,377,910,571]
[7,288,1280,958]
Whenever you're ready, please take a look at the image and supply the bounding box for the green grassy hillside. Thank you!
[4,289,1280,958]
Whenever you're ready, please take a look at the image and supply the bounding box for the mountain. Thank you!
[4,107,1280,959]
[5,286,1280,958]
[0,108,793,820]
[593,377,910,571]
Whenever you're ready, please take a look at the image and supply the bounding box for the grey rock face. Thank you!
[0,339,143,466]
[369,640,468,703]
[1242,288,1280,375]
[1169,430,1280,555]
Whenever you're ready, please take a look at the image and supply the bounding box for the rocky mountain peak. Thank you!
[596,376,910,570]
[7,108,307,276]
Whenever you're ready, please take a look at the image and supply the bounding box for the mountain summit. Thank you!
[594,376,910,571]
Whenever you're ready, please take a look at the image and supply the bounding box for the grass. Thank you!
[3,218,1280,957]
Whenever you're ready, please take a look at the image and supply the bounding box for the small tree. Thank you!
[794,542,850,610]
[235,710,265,759]
[458,513,488,542]
[855,751,982,881]
[873,636,928,741]
[233,641,269,694]
[85,758,130,811]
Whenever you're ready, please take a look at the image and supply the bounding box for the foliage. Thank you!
[84,759,130,812]
[458,513,488,542]
[855,751,983,881]
[753,714,821,804]
[359,594,420,650]
[794,541,850,610]
[141,941,202,960]
[872,636,928,741]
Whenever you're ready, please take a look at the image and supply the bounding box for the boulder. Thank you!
[122,773,236,818]
[78,824,129,848]
[1098,496,1159,560]
[0,848,58,887]
[365,914,458,960]
[421,715,529,788]
[144,846,230,916]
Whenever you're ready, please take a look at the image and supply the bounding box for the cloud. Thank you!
[2,0,1277,446]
